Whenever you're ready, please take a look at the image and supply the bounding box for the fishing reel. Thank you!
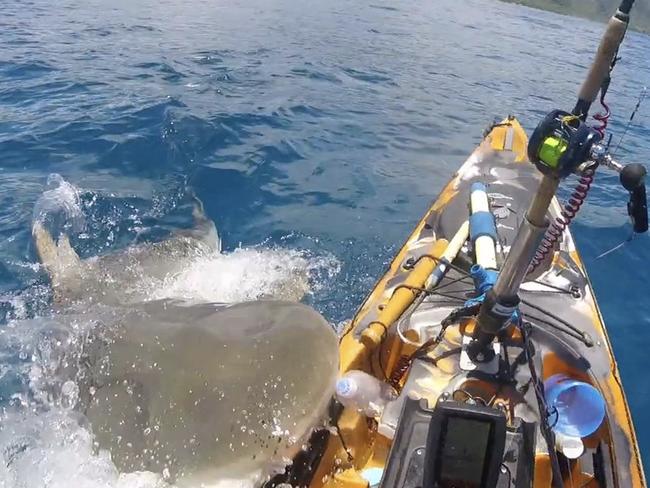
[529,109,649,233]
[528,109,601,178]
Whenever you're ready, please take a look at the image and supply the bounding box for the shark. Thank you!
[31,195,221,307]
[28,190,339,487]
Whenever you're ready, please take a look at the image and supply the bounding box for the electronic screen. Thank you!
[438,417,492,488]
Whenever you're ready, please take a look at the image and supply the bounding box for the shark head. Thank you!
[74,300,339,486]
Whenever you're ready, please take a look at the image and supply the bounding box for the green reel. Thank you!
[528,110,601,178]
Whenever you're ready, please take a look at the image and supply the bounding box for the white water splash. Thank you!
[31,173,86,235]
[0,407,289,488]
[0,409,169,488]
[1,177,341,488]
[150,247,340,303]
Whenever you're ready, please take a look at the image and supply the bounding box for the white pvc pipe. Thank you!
[470,185,498,270]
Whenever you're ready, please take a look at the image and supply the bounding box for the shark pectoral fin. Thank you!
[32,222,83,293]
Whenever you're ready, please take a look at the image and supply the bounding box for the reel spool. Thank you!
[528,110,602,178]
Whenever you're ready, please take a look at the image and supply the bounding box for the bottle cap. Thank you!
[556,433,584,459]
[336,377,358,398]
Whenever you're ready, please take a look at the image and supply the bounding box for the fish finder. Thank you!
[380,397,526,488]
[423,400,506,488]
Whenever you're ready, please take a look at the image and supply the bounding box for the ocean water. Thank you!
[1,0,649,485]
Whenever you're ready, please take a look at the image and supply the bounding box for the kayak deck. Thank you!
[308,117,645,487]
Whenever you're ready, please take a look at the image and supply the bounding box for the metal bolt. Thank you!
[590,143,607,162]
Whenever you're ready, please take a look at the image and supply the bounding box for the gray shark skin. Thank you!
[29,197,339,486]
[73,300,338,486]
[32,198,221,307]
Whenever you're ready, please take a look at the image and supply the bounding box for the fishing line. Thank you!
[596,232,635,259]
[612,86,647,156]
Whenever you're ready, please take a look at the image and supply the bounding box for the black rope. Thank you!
[528,279,574,295]
[428,273,474,292]
[390,305,473,387]
[392,283,466,303]
[520,298,593,346]
[405,253,473,278]
[383,262,472,375]
[524,312,591,345]
[519,322,565,488]
[412,333,449,362]
[449,288,480,294]
[412,308,463,359]
[418,347,462,367]
[333,420,354,462]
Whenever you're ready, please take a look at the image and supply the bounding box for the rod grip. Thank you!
[574,15,628,115]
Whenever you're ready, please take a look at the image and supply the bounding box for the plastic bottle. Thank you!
[335,370,396,417]
[543,374,606,438]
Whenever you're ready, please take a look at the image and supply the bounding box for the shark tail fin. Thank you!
[57,233,82,267]
[32,222,82,283]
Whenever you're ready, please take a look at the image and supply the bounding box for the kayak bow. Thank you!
[269,2,648,487]
[301,117,646,488]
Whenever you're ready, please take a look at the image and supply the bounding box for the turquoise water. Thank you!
[1,0,649,484]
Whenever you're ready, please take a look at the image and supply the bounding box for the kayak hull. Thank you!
[309,117,645,487]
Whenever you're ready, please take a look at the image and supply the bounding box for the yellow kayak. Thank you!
[264,3,650,486]
[276,118,645,488]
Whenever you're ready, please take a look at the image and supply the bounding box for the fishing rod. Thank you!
[471,0,646,354]
[465,4,648,483]
[573,0,635,120]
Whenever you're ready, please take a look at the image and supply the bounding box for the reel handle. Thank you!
[620,163,649,233]
[590,146,649,233]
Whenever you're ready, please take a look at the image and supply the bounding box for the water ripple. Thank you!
[1,0,650,482]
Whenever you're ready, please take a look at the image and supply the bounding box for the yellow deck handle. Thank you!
[360,238,449,350]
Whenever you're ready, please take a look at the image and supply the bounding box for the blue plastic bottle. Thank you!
[544,374,606,438]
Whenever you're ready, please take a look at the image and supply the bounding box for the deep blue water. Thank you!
[1,0,649,483]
